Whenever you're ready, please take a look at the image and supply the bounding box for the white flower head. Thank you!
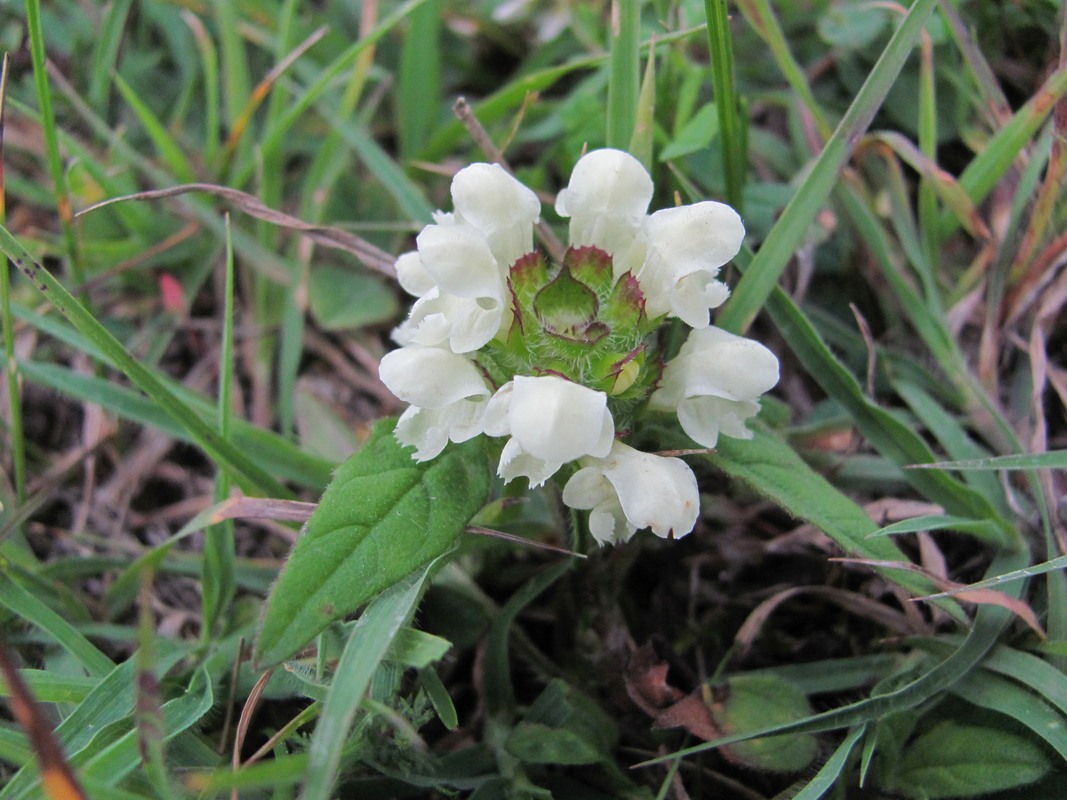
[650,326,779,448]
[562,441,700,545]
[379,347,492,461]
[392,163,540,353]
[381,151,775,550]
[482,374,614,487]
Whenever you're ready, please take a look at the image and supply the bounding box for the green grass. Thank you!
[0,2,1065,798]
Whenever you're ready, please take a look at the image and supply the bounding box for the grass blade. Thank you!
[0,224,293,498]
[0,54,25,511]
[607,0,640,150]
[15,360,332,490]
[637,550,1028,766]
[397,0,442,158]
[300,559,441,800]
[0,573,114,679]
[718,0,939,333]
[202,216,237,639]
[87,0,133,107]
[23,0,82,283]
[703,0,746,210]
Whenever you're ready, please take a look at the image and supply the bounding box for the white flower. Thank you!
[482,375,614,487]
[379,347,492,461]
[555,148,744,329]
[629,202,742,328]
[555,148,653,259]
[394,163,540,353]
[649,326,779,448]
[562,441,700,545]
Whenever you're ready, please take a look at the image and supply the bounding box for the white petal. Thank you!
[379,347,490,409]
[561,466,635,544]
[636,202,744,321]
[450,163,540,268]
[394,406,450,461]
[497,438,558,487]
[394,398,488,462]
[416,223,504,300]
[508,375,614,462]
[555,148,653,257]
[669,274,731,329]
[591,443,699,538]
[395,251,435,297]
[669,327,780,401]
[677,396,759,448]
[563,442,700,542]
[645,202,745,273]
[398,290,505,353]
[481,381,514,437]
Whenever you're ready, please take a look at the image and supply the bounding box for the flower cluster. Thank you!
[379,149,779,545]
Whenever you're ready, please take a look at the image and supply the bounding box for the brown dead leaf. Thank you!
[76,184,397,278]
[653,692,723,741]
[624,644,683,716]
[832,557,1047,639]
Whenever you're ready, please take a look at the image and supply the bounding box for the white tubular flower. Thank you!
[393,163,541,353]
[630,202,744,328]
[482,375,615,487]
[650,326,779,448]
[450,163,541,268]
[555,148,653,262]
[379,347,492,461]
[562,441,700,545]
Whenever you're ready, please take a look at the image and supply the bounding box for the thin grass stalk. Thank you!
[917,30,942,312]
[182,10,221,170]
[88,0,133,108]
[261,0,301,436]
[704,0,746,210]
[628,37,657,170]
[203,216,237,639]
[213,0,251,136]
[135,571,173,799]
[607,0,640,150]
[0,55,25,510]
[24,0,82,285]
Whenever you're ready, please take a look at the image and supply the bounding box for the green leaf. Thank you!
[255,418,490,666]
[506,679,617,765]
[707,426,936,600]
[890,722,1050,799]
[660,103,718,162]
[715,674,818,772]
[817,2,888,50]
[506,722,604,766]
[308,266,400,331]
